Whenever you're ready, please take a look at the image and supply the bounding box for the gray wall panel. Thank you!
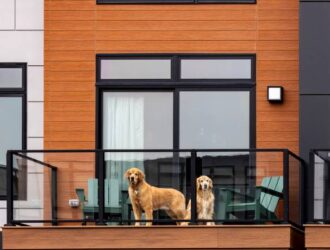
[300,96,330,161]
[300,2,330,94]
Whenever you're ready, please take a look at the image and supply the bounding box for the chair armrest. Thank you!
[220,188,254,199]
[75,188,86,203]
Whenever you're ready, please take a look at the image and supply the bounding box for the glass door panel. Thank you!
[103,92,173,150]
[179,91,250,149]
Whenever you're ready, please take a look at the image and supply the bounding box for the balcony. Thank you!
[2,149,304,250]
[306,150,330,250]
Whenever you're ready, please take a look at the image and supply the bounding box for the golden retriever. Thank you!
[124,167,187,226]
[185,175,215,225]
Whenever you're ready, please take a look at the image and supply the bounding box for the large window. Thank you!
[0,63,26,200]
[96,54,256,150]
[97,0,255,4]
[96,54,255,216]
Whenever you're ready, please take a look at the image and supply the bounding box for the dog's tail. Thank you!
[184,199,191,221]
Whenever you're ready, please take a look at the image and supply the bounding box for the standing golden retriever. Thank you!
[185,175,215,225]
[124,167,187,226]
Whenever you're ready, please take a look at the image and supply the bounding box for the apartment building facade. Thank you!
[0,0,329,249]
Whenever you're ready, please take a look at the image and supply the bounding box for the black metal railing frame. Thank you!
[6,150,58,226]
[6,148,305,227]
[309,149,330,224]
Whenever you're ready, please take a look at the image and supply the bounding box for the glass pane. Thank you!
[199,151,284,223]
[0,97,22,197]
[103,92,173,149]
[0,68,23,88]
[180,59,252,79]
[101,59,171,79]
[180,91,249,149]
[104,151,188,225]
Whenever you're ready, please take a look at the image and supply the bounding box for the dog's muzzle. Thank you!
[203,184,208,190]
[130,177,135,183]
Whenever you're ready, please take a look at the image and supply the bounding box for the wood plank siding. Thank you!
[45,0,299,150]
[44,0,299,223]
[2,225,303,250]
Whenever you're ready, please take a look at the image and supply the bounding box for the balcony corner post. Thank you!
[6,150,14,226]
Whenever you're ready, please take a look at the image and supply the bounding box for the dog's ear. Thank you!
[209,178,213,189]
[138,170,145,180]
[196,177,200,190]
[124,169,131,179]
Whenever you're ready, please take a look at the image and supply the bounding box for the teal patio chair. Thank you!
[216,176,283,221]
[76,178,122,221]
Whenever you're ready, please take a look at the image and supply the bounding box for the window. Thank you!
[0,63,27,200]
[96,54,256,215]
[100,59,172,80]
[97,54,255,83]
[96,54,256,150]
[97,0,255,4]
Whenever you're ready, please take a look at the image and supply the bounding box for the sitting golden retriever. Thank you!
[125,167,187,226]
[185,175,215,225]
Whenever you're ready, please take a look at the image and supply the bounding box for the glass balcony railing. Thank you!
[6,149,304,227]
[310,150,330,223]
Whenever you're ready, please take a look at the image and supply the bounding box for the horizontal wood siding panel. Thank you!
[305,225,330,249]
[96,20,257,31]
[2,225,300,249]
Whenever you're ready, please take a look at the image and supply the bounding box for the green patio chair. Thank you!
[76,178,122,221]
[217,176,283,221]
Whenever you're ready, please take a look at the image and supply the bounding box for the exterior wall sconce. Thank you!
[267,86,284,103]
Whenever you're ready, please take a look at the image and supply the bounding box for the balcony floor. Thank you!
[2,224,303,250]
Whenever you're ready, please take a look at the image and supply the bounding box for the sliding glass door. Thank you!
[102,89,252,150]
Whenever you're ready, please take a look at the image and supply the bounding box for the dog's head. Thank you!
[124,167,145,185]
[196,175,213,191]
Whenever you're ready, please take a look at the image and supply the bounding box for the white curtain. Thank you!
[103,94,144,189]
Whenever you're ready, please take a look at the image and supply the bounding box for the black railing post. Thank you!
[309,150,315,223]
[190,150,197,225]
[6,150,14,226]
[97,151,105,225]
[300,157,306,226]
[51,168,58,225]
[283,150,290,223]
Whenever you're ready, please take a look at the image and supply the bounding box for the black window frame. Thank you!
[97,0,256,4]
[96,53,256,152]
[0,63,27,200]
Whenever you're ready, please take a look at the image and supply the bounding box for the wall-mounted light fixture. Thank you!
[267,86,284,103]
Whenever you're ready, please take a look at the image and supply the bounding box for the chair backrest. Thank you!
[87,179,98,207]
[259,176,283,213]
[105,178,120,208]
[87,178,120,208]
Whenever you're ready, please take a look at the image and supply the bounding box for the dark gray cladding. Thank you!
[300,0,330,222]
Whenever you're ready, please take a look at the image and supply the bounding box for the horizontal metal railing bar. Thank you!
[12,219,285,224]
[14,152,57,169]
[7,148,291,154]
[312,151,330,163]
[311,149,330,152]
[287,151,305,163]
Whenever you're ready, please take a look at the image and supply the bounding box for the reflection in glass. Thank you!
[181,59,252,79]
[0,68,22,88]
[101,59,171,79]
[180,91,250,149]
